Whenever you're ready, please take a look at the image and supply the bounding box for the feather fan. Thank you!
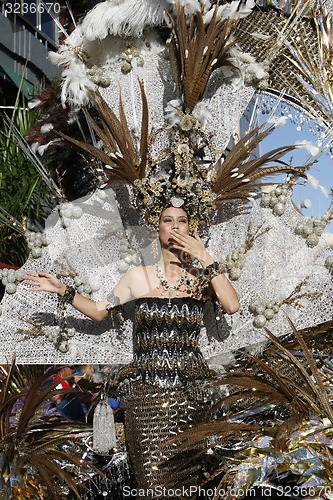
[212,121,310,201]
[55,81,149,186]
[168,3,238,112]
[164,319,333,486]
[0,363,102,499]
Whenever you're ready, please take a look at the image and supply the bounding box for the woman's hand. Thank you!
[23,271,66,296]
[169,229,214,267]
[169,230,240,314]
[24,272,109,321]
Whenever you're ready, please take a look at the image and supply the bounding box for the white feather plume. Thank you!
[28,98,42,109]
[37,140,60,156]
[267,116,289,128]
[40,124,54,134]
[204,0,255,22]
[168,0,202,16]
[296,139,320,157]
[306,173,328,197]
[80,0,166,41]
[306,173,320,189]
[61,62,97,106]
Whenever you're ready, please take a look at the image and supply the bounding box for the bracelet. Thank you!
[199,261,226,290]
[107,304,125,324]
[56,285,76,328]
[58,285,76,310]
[105,290,121,309]
[105,290,124,323]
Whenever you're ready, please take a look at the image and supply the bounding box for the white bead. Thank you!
[302,225,312,237]
[325,256,333,268]
[294,224,304,236]
[273,203,285,216]
[264,308,275,320]
[269,196,279,207]
[229,267,242,280]
[254,304,265,316]
[118,261,129,272]
[72,206,83,219]
[58,341,69,353]
[249,300,260,313]
[253,315,267,328]
[31,247,43,258]
[306,234,319,248]
[62,208,73,219]
[5,283,17,294]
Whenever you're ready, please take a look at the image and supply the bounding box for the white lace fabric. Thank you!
[1,188,332,364]
[1,1,332,364]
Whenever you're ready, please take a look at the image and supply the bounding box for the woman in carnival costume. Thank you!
[24,197,240,491]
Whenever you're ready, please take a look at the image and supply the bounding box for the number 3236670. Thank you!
[4,2,61,14]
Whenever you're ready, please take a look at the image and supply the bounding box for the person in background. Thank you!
[53,366,86,422]
[73,366,102,421]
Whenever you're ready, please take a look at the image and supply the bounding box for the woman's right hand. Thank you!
[24,272,109,321]
[23,271,66,296]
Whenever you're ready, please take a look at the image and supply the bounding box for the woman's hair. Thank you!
[159,205,188,218]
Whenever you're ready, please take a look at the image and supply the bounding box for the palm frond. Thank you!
[263,325,333,424]
[0,98,54,265]
[218,371,302,409]
[166,420,259,449]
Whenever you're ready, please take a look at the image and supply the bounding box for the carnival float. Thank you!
[0,0,333,497]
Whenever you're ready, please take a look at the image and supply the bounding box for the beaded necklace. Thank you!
[155,263,196,306]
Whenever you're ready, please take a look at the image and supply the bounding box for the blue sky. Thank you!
[257,101,333,237]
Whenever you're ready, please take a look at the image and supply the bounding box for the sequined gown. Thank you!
[122,296,213,496]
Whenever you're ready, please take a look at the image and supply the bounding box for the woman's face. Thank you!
[159,207,189,247]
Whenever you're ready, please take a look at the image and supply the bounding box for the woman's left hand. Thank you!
[169,229,214,267]
[170,229,240,314]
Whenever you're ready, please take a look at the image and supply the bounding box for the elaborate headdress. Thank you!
[56,2,308,234]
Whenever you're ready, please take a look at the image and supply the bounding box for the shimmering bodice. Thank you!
[131,297,212,387]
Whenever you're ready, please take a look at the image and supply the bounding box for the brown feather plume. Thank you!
[55,82,149,186]
[212,122,310,201]
[168,3,237,112]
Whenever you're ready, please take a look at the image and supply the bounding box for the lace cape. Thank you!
[1,1,332,364]
[0,187,332,364]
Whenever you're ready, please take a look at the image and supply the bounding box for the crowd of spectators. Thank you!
[49,364,123,423]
